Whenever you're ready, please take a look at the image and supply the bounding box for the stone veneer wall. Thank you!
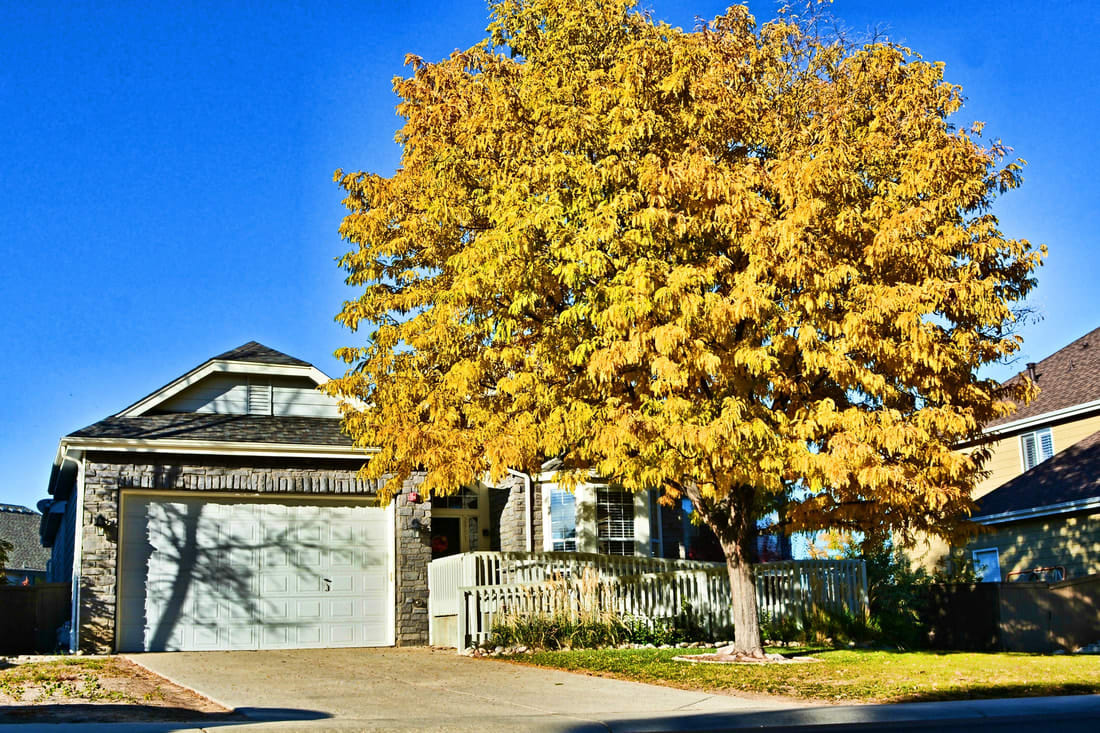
[77,453,429,652]
[394,475,430,646]
[495,474,543,552]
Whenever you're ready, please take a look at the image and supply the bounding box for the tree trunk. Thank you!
[682,483,765,658]
[721,536,764,657]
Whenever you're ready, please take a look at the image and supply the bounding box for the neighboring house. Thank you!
[0,504,50,584]
[956,326,1100,582]
[41,341,759,655]
[968,430,1100,581]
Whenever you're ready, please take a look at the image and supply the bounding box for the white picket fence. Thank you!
[428,552,868,649]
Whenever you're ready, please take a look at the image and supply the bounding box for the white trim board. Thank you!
[983,398,1100,438]
[973,495,1100,525]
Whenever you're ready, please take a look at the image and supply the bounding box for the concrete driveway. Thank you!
[126,647,804,731]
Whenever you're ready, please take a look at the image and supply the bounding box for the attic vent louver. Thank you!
[247,380,272,415]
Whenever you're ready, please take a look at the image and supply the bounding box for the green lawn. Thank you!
[505,648,1100,703]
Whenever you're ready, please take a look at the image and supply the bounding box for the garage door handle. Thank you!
[323,578,332,591]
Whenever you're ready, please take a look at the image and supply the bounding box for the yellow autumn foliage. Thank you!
[327,0,1042,654]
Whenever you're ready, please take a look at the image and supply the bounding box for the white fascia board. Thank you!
[974,495,1100,525]
[118,360,335,417]
[983,399,1100,437]
[47,442,84,498]
[61,436,377,460]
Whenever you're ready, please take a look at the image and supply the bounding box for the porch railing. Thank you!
[428,552,868,649]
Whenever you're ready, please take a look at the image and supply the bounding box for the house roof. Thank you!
[212,341,312,367]
[986,325,1100,430]
[974,428,1100,520]
[68,413,353,447]
[0,504,50,572]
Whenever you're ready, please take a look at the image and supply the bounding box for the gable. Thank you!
[155,373,341,418]
[116,341,340,418]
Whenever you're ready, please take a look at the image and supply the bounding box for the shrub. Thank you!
[860,540,935,648]
[488,613,623,650]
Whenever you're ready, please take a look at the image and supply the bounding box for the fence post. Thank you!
[790,562,804,630]
[858,560,870,621]
[457,589,469,651]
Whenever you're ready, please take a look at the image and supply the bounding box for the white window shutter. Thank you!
[1021,433,1038,470]
[1039,429,1054,462]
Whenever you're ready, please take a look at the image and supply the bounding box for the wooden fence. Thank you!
[0,582,71,654]
[428,552,867,649]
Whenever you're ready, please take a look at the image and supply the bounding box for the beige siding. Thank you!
[967,510,1100,580]
[159,373,249,414]
[159,374,341,418]
[271,377,341,418]
[972,411,1100,499]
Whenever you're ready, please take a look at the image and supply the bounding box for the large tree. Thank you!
[327,0,1042,657]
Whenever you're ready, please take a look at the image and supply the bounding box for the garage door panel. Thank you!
[119,495,392,652]
[228,626,258,649]
[329,599,355,618]
[295,625,323,646]
[296,573,323,593]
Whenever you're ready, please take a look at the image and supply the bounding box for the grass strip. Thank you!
[506,647,1100,703]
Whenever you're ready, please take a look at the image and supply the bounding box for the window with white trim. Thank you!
[1020,428,1054,471]
[596,487,634,555]
[548,488,577,551]
[972,548,1001,583]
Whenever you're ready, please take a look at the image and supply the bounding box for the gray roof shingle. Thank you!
[69,414,355,448]
[975,429,1100,518]
[0,505,50,572]
[212,341,312,367]
[987,326,1100,429]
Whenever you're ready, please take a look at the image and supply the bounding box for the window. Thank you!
[1020,428,1054,471]
[433,487,479,510]
[972,548,1001,583]
[596,487,634,555]
[548,489,577,551]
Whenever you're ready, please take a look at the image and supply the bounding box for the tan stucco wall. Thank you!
[967,510,1100,580]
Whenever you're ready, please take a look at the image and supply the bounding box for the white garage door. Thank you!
[117,494,393,652]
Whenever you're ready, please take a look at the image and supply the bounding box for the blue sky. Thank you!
[2,1,1098,512]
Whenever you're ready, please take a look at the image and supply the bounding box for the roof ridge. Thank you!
[211,341,312,367]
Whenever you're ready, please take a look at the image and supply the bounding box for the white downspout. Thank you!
[61,449,85,654]
[505,469,534,552]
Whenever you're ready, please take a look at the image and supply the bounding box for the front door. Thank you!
[430,516,463,559]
